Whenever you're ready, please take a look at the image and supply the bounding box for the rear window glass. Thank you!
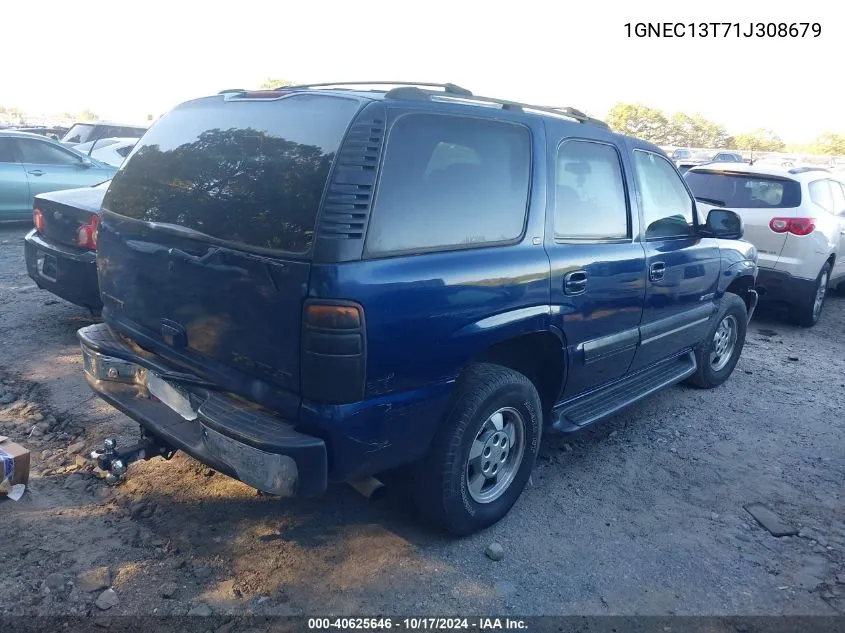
[102,94,360,254]
[684,170,802,209]
[365,113,530,255]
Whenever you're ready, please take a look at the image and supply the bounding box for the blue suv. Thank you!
[77,82,758,534]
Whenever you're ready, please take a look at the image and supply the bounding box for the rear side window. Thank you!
[684,171,802,209]
[809,180,833,212]
[555,140,628,239]
[831,181,845,215]
[103,94,361,254]
[365,114,530,255]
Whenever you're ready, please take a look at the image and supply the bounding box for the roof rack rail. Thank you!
[281,81,474,96]
[788,166,830,175]
[382,88,609,129]
[218,88,246,94]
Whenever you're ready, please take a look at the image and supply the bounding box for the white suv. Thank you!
[685,163,845,326]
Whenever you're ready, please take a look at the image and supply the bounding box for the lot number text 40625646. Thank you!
[624,22,821,38]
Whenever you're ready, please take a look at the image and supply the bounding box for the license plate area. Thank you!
[37,252,58,282]
[146,372,198,421]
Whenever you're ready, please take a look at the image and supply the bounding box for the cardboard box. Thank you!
[0,435,30,501]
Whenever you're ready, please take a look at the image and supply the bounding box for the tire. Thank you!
[411,363,542,535]
[791,262,831,327]
[687,293,747,389]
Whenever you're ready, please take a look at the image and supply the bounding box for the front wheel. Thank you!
[687,293,747,389]
[411,363,542,535]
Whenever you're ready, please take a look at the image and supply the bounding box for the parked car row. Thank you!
[685,163,845,325]
[14,82,837,535]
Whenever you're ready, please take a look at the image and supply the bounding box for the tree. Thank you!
[606,103,670,144]
[259,78,293,89]
[77,110,99,121]
[733,128,785,152]
[810,132,845,156]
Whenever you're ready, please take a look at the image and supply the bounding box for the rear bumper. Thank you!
[24,229,102,310]
[78,323,327,496]
[755,267,816,306]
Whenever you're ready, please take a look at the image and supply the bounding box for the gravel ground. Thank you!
[0,223,843,618]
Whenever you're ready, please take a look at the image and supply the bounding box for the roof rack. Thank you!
[252,81,609,129]
[788,166,830,175]
[279,81,474,96]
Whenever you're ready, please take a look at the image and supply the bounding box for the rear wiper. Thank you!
[694,196,726,207]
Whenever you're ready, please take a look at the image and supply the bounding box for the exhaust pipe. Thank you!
[348,476,385,501]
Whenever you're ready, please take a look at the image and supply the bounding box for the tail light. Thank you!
[301,301,366,403]
[76,214,100,250]
[33,208,45,232]
[769,217,815,236]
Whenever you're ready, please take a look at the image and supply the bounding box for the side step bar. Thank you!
[552,352,697,433]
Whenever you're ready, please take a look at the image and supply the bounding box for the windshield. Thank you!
[61,124,96,145]
[685,170,802,209]
[103,93,361,254]
[75,138,121,152]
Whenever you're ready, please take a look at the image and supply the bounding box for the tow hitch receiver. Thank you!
[91,434,175,485]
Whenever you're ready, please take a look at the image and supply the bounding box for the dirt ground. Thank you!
[1,222,843,619]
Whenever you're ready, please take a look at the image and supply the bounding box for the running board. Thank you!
[552,352,697,433]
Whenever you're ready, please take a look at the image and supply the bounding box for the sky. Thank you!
[1,0,839,143]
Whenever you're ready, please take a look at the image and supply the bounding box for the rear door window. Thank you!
[555,140,629,239]
[684,170,802,209]
[102,93,361,254]
[366,113,530,255]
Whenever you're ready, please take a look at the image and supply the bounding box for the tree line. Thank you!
[606,103,845,156]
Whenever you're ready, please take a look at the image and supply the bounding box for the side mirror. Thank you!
[703,209,744,240]
[80,157,94,168]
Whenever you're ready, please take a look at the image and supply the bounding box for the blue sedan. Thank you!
[0,130,116,221]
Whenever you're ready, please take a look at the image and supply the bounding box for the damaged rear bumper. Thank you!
[78,323,327,496]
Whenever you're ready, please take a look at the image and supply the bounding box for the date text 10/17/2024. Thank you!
[624,22,821,38]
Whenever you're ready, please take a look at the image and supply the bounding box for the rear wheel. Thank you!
[687,293,747,389]
[791,262,830,327]
[412,363,542,535]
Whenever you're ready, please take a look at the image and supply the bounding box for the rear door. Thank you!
[97,92,363,416]
[628,146,722,371]
[0,138,30,219]
[546,135,646,399]
[684,168,802,270]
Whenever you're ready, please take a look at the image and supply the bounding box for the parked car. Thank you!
[0,130,116,221]
[73,137,138,167]
[676,151,716,174]
[711,152,744,163]
[671,148,693,161]
[78,82,758,535]
[24,181,109,313]
[10,126,69,141]
[685,164,845,325]
[61,121,147,146]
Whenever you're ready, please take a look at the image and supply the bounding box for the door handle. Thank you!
[27,169,44,176]
[649,262,666,282]
[564,270,588,295]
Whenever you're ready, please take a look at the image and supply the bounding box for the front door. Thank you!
[13,137,100,198]
[0,138,30,219]
[627,145,722,371]
[546,137,647,400]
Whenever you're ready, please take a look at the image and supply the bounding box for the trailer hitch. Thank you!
[90,433,175,485]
